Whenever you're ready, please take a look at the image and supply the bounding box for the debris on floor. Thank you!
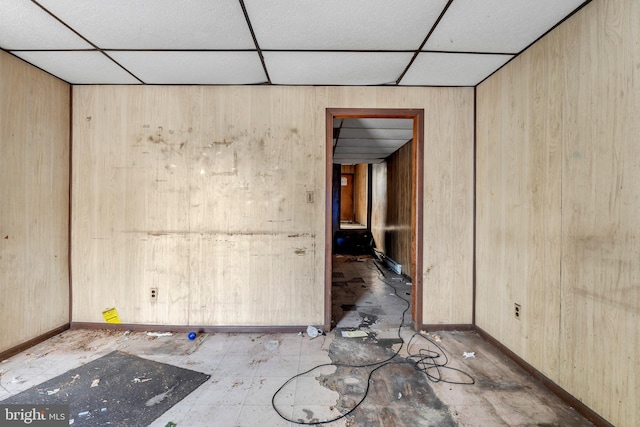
[147,332,173,337]
[341,330,368,338]
[462,351,476,359]
[306,325,323,338]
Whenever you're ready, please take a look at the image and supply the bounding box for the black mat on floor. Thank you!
[1,350,210,426]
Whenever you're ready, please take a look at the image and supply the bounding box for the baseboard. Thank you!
[70,322,313,334]
[0,324,70,361]
[421,323,475,332]
[475,326,614,427]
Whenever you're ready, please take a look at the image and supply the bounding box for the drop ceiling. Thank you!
[333,118,414,165]
[1,0,589,87]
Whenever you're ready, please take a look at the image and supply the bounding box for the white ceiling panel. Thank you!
[423,0,587,53]
[264,52,413,86]
[338,128,414,140]
[244,0,448,50]
[334,158,385,165]
[0,0,92,49]
[340,118,413,130]
[109,51,267,85]
[36,0,255,49]
[12,51,140,84]
[334,139,411,147]
[400,52,514,86]
[0,0,588,92]
[332,117,413,164]
[335,146,399,154]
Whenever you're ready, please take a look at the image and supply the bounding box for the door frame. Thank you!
[324,108,424,330]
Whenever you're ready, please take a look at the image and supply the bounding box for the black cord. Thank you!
[271,257,474,425]
[406,332,475,385]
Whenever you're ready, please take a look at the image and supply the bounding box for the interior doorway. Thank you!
[324,108,424,331]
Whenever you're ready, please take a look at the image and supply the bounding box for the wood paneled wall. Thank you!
[371,162,387,254]
[72,85,473,327]
[354,163,368,226]
[384,142,413,275]
[476,0,639,425]
[0,51,70,353]
[72,86,324,326]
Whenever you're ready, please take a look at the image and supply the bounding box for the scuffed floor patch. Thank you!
[317,333,456,427]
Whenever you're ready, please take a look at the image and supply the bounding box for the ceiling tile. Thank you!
[400,52,513,86]
[341,118,413,130]
[335,139,410,147]
[264,52,413,86]
[335,146,398,154]
[244,0,448,50]
[109,51,267,85]
[0,0,92,49]
[338,128,413,140]
[423,0,586,53]
[11,51,140,84]
[36,0,254,49]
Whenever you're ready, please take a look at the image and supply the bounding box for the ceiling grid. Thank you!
[0,0,591,164]
[0,0,589,87]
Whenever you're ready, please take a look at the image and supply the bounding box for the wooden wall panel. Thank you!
[420,91,475,325]
[385,142,413,274]
[323,87,474,325]
[73,86,324,326]
[371,163,387,254]
[0,51,70,353]
[72,85,473,327]
[189,87,323,326]
[354,163,368,226]
[476,0,639,425]
[476,43,563,379]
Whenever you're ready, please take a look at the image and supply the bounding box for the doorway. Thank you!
[324,108,424,331]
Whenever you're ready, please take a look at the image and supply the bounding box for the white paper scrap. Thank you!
[341,331,368,338]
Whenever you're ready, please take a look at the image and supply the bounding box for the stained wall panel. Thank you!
[476,0,639,425]
[72,85,473,328]
[72,86,324,326]
[354,163,368,226]
[384,142,413,274]
[371,162,387,254]
[0,51,70,353]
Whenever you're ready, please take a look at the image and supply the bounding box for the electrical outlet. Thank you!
[514,303,521,320]
[150,287,158,302]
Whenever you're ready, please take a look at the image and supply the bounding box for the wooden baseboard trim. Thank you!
[420,323,475,332]
[475,326,613,427]
[0,324,70,361]
[70,322,312,334]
